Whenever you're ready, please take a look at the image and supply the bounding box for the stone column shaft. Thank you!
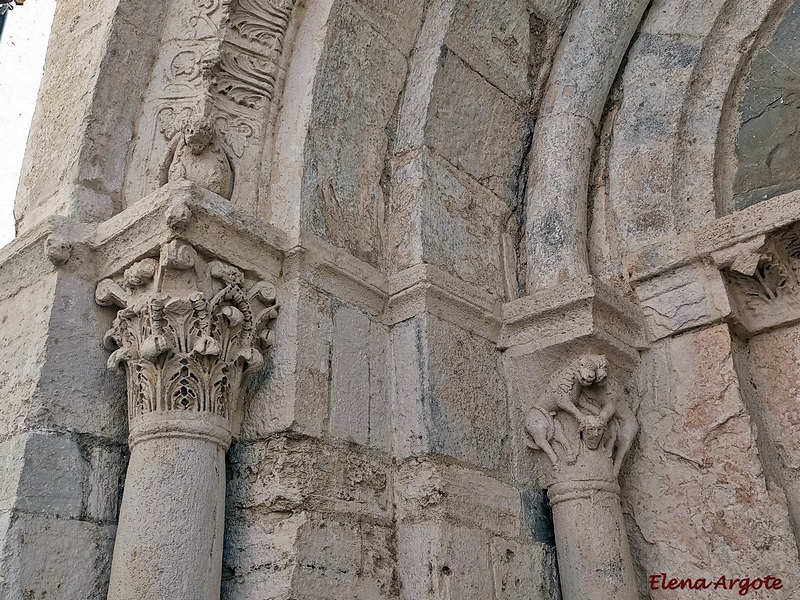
[97,240,278,600]
[549,479,637,599]
[108,415,229,600]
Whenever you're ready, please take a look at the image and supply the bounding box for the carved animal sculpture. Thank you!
[524,354,609,466]
[579,386,639,477]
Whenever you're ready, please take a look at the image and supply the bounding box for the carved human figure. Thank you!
[579,384,638,477]
[524,354,609,466]
[167,116,234,199]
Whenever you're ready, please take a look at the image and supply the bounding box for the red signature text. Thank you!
[648,573,783,596]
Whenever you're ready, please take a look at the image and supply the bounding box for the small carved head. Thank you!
[184,117,214,154]
[581,415,606,450]
[576,354,608,387]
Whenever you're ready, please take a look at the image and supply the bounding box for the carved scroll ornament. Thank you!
[96,241,278,425]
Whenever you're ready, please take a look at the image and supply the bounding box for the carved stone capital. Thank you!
[97,240,278,438]
[524,354,639,488]
[722,223,800,334]
[524,353,640,600]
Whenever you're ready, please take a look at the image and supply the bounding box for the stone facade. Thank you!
[2,0,800,599]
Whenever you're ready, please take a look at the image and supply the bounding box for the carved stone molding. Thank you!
[722,223,800,334]
[123,0,299,207]
[97,240,278,432]
[624,190,800,341]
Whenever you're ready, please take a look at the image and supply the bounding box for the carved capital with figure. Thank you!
[524,354,638,485]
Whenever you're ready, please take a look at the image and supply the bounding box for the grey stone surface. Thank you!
[300,1,411,267]
[391,314,510,470]
[733,0,800,210]
[389,148,511,300]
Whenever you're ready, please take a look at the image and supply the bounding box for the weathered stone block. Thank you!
[396,522,493,600]
[84,441,126,524]
[391,314,510,470]
[0,514,116,599]
[625,325,800,597]
[15,0,166,231]
[634,263,730,341]
[389,149,511,300]
[0,435,26,513]
[16,432,87,519]
[346,0,426,55]
[490,536,557,600]
[293,520,394,599]
[610,33,699,252]
[444,0,535,104]
[0,274,57,437]
[227,437,391,522]
[745,324,800,472]
[394,458,522,538]
[301,1,409,266]
[28,272,128,439]
[241,280,331,439]
[222,510,306,600]
[423,49,529,203]
[325,302,392,450]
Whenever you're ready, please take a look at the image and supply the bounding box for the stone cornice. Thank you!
[498,277,646,360]
[622,190,800,340]
[624,189,800,283]
[386,264,502,342]
[284,232,389,317]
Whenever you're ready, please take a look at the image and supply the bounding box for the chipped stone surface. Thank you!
[391,314,510,470]
[389,148,511,300]
[395,458,522,538]
[625,325,800,598]
[227,437,391,522]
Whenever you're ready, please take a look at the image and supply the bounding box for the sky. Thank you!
[0,0,57,248]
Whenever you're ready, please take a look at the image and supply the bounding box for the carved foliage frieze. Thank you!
[97,241,278,423]
[124,0,297,205]
[524,355,638,485]
[212,0,296,110]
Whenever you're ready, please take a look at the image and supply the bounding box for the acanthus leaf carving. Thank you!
[97,242,278,423]
[124,0,297,204]
[723,223,800,332]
